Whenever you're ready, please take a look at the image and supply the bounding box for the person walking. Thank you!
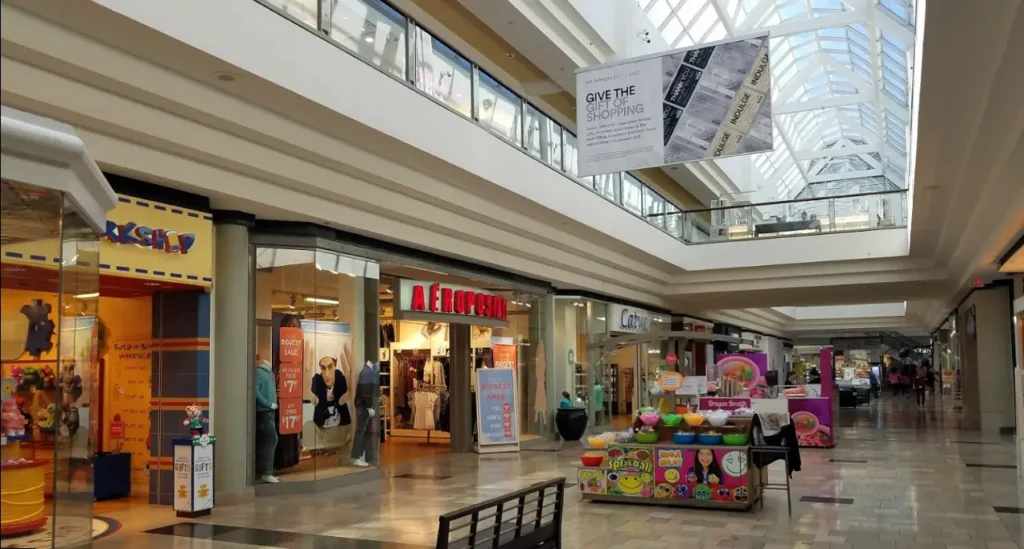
[913,366,928,407]
[899,369,911,398]
[889,368,901,397]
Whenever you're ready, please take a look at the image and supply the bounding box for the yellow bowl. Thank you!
[587,436,609,448]
[683,413,705,427]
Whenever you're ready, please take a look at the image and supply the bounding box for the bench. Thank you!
[436,477,565,549]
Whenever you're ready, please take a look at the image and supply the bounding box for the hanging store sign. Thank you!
[575,34,772,176]
[609,304,652,333]
[0,194,213,285]
[397,279,508,326]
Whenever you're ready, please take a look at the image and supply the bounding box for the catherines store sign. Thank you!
[398,280,507,321]
[609,304,652,333]
[104,220,197,255]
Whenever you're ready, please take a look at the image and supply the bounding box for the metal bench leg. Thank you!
[784,454,792,517]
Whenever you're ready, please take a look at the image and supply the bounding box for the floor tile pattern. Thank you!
[82,394,1021,549]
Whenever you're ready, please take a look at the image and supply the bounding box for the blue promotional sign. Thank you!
[475,368,519,449]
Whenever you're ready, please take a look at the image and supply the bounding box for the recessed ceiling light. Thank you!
[214,71,237,82]
[505,52,516,58]
[364,36,374,43]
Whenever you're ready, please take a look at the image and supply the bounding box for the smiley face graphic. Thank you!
[617,472,646,495]
[733,486,749,503]
[675,484,690,498]
[663,468,680,483]
[693,484,712,501]
[655,483,674,499]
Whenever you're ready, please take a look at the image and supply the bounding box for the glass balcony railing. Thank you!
[671,190,909,243]
[254,0,910,246]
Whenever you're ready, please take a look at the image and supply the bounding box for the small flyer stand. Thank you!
[474,368,520,454]
[173,434,215,517]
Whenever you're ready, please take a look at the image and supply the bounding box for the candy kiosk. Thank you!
[578,409,761,509]
[1,108,117,547]
[578,331,764,510]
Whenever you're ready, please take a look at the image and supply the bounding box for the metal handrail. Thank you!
[681,189,907,213]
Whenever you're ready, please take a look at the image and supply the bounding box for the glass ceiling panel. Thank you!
[643,0,919,198]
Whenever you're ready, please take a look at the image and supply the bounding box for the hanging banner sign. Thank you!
[475,368,520,453]
[278,327,303,399]
[575,34,772,176]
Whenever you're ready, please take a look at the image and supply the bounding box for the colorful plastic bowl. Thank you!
[634,432,659,444]
[672,432,697,444]
[683,413,705,427]
[580,453,605,467]
[722,433,749,446]
[661,414,683,426]
[697,433,723,445]
[639,412,661,426]
[587,436,609,448]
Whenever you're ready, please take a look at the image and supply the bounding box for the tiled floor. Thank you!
[81,393,1021,549]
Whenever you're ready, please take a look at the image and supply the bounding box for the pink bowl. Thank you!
[639,413,661,426]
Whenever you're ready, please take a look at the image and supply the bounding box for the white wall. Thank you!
[959,287,1015,433]
[774,303,907,320]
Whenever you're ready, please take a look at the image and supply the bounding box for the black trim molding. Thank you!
[553,289,672,316]
[104,173,212,212]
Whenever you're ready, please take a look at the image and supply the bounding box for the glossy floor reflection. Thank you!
[90,393,1021,549]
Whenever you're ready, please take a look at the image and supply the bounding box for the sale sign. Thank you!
[279,327,303,364]
[278,398,302,435]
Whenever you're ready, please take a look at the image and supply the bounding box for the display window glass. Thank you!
[263,0,318,29]
[253,247,379,482]
[1,181,100,547]
[476,70,523,146]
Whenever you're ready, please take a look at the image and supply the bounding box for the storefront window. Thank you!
[1,181,101,547]
[253,247,379,482]
[476,71,522,146]
[410,26,473,117]
[328,0,407,79]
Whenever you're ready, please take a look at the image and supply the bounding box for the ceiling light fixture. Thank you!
[214,71,237,82]
[75,292,100,299]
[305,297,339,305]
[364,36,374,43]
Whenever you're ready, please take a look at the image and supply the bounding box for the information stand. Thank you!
[474,368,519,454]
[173,435,215,517]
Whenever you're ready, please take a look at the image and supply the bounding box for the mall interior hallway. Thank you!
[88,394,1022,549]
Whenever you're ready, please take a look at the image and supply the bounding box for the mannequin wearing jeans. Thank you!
[254,359,279,483]
[350,362,378,467]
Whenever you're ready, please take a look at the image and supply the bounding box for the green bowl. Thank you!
[723,433,749,446]
[661,414,683,426]
[634,432,659,444]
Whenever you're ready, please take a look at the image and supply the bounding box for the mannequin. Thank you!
[254,357,279,483]
[350,361,378,467]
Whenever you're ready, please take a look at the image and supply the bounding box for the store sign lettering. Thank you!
[608,304,652,333]
[608,457,652,474]
[408,283,507,320]
[104,220,196,254]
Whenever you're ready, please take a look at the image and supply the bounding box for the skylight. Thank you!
[642,0,918,200]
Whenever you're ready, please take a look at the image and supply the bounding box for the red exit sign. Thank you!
[971,278,985,288]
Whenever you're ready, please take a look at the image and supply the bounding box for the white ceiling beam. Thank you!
[808,168,882,183]
[774,93,871,114]
[776,122,813,185]
[794,143,878,160]
[818,51,874,92]
[873,6,916,46]
[709,0,737,37]
[867,4,888,179]
[736,0,777,32]
[750,10,865,38]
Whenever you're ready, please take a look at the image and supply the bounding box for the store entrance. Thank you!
[1,261,209,507]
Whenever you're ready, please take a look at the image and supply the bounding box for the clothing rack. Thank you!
[410,384,448,444]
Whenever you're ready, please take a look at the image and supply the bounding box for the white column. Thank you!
[211,216,254,499]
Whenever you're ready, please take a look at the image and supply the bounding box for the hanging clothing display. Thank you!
[410,390,439,430]
[424,359,447,387]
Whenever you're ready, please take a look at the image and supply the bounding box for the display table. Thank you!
[1,441,49,536]
[577,443,760,510]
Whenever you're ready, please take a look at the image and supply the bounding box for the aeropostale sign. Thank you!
[398,279,507,322]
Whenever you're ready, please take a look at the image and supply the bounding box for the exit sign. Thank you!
[971,278,985,288]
